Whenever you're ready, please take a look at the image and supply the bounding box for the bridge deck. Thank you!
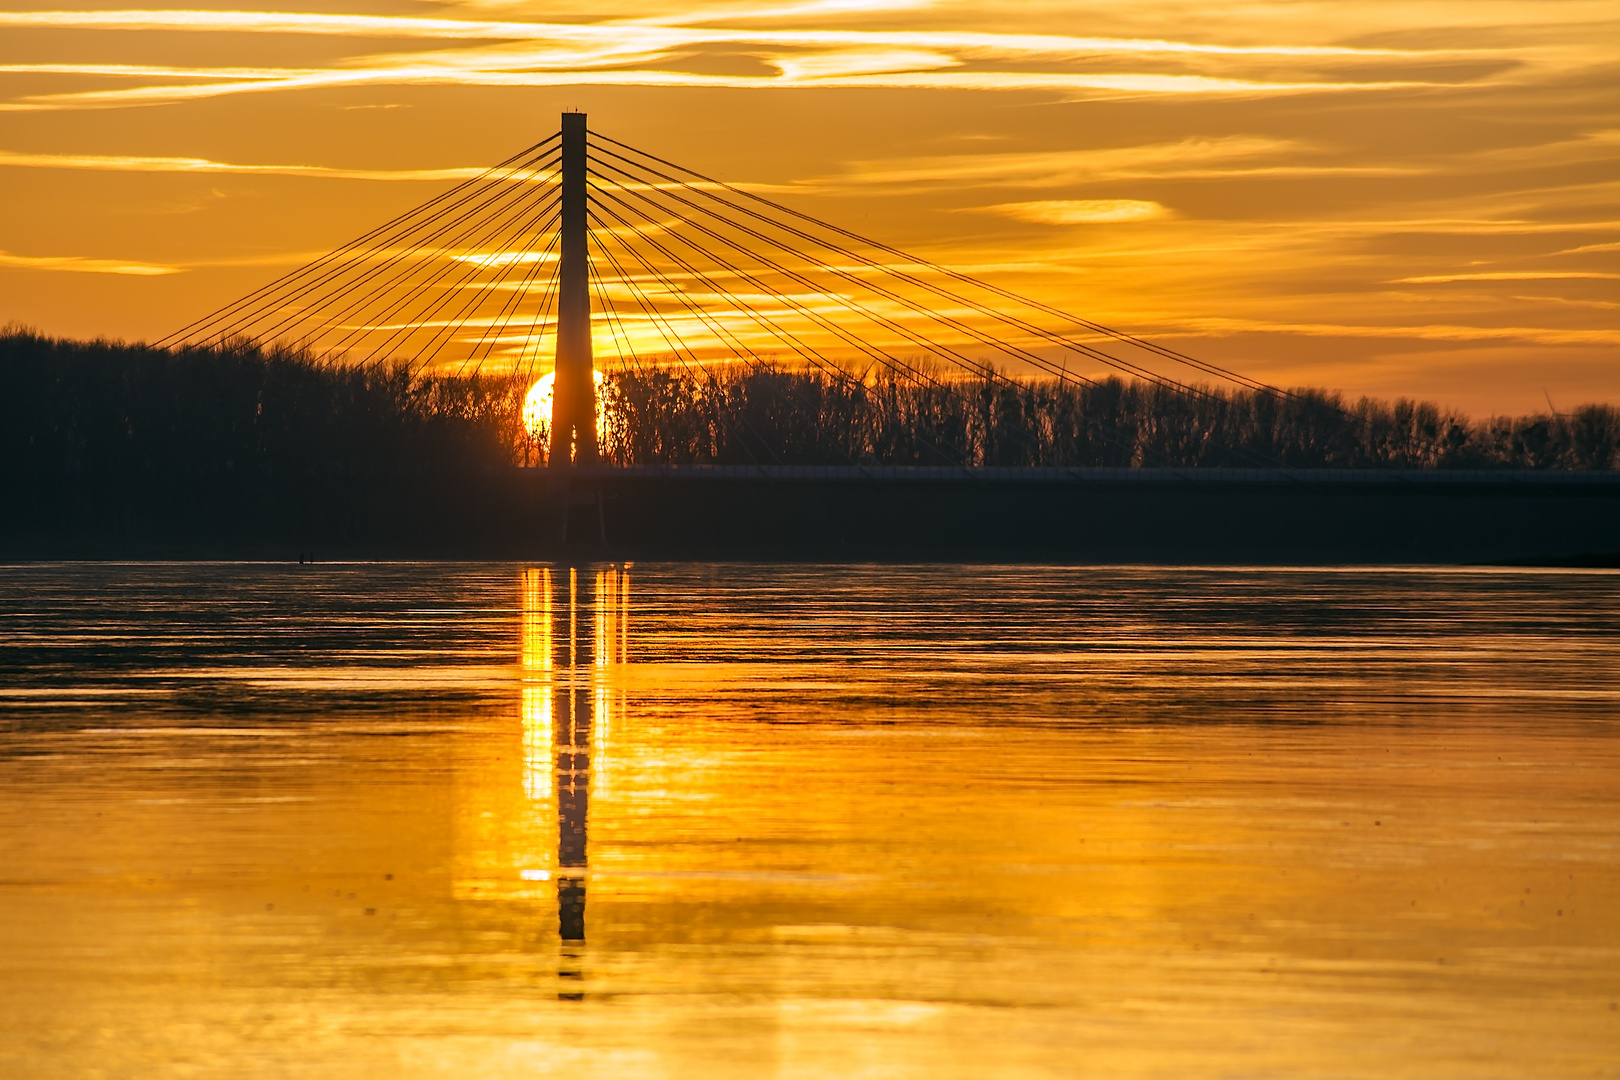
[568,465,1620,486]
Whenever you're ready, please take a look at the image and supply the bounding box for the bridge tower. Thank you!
[549,112,597,467]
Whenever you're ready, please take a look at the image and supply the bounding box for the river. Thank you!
[2,563,1617,1077]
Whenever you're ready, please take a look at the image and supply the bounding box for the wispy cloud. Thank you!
[975,199,1170,224]
[800,135,1419,191]
[0,68,1435,113]
[0,10,582,38]
[1512,295,1620,311]
[451,251,559,266]
[0,9,1438,58]
[606,0,956,27]
[0,149,525,181]
[768,48,958,79]
[1263,218,1620,237]
[0,8,1460,111]
[1392,271,1620,283]
[0,250,183,275]
[1557,239,1620,254]
[1177,317,1620,347]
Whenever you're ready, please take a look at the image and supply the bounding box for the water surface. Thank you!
[2,563,1617,1078]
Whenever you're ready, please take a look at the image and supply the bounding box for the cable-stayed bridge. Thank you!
[150,114,1620,560]
[159,112,1296,471]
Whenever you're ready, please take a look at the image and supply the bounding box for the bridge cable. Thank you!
[160,140,559,350]
[288,179,561,366]
[192,152,559,360]
[591,181,1056,467]
[588,217,773,467]
[588,189,958,468]
[517,244,565,384]
[399,196,563,374]
[592,152,1284,467]
[591,214,783,467]
[592,151,1267,425]
[458,211,567,378]
[593,132,1289,400]
[591,171,1097,466]
[588,201,862,468]
[592,196,972,466]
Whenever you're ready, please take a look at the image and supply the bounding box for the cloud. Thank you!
[1270,218,1620,237]
[0,61,326,80]
[611,0,945,25]
[1176,317,1620,347]
[767,48,958,79]
[451,251,560,266]
[0,64,1436,112]
[1391,271,1620,283]
[810,135,1407,191]
[1557,240,1620,254]
[1512,295,1620,311]
[0,9,1436,59]
[0,149,521,182]
[1451,128,1620,172]
[0,10,583,39]
[0,9,1460,112]
[0,250,183,276]
[977,199,1170,224]
[787,129,1620,198]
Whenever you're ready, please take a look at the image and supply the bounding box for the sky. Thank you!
[1,0,1616,415]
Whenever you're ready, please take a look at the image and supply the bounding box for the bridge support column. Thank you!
[549,111,597,469]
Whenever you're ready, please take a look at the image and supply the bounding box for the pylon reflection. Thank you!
[518,565,629,963]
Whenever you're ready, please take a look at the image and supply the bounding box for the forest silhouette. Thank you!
[8,328,1617,558]
[5,329,1615,475]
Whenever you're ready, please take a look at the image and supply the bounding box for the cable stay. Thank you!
[161,116,1314,468]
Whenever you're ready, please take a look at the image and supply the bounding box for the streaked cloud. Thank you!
[807,135,1410,191]
[1178,318,1620,347]
[767,48,958,79]
[1513,295,1620,311]
[0,9,1439,58]
[0,250,183,275]
[1392,272,1620,283]
[977,199,1170,224]
[1267,218,1620,238]
[451,251,560,266]
[0,68,1436,113]
[0,7,1470,112]
[0,149,487,181]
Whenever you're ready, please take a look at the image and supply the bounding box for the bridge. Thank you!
[157,113,1290,465]
[152,114,1620,563]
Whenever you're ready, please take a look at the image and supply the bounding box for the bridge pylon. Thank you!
[549,111,597,468]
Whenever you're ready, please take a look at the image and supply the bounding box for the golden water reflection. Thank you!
[463,565,629,952]
[2,564,1618,1078]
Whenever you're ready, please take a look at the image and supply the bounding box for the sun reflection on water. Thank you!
[509,564,631,945]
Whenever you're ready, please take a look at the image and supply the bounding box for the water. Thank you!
[2,563,1617,1079]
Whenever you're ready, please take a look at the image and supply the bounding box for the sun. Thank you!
[523,370,611,449]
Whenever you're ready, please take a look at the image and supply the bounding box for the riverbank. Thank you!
[6,467,1617,564]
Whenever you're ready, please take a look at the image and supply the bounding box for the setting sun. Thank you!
[523,369,609,451]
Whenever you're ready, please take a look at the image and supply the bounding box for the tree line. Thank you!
[4,329,1615,475]
[0,330,531,479]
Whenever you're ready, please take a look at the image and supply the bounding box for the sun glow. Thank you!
[523,370,611,453]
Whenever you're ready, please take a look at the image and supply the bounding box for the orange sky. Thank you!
[1,0,1616,414]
